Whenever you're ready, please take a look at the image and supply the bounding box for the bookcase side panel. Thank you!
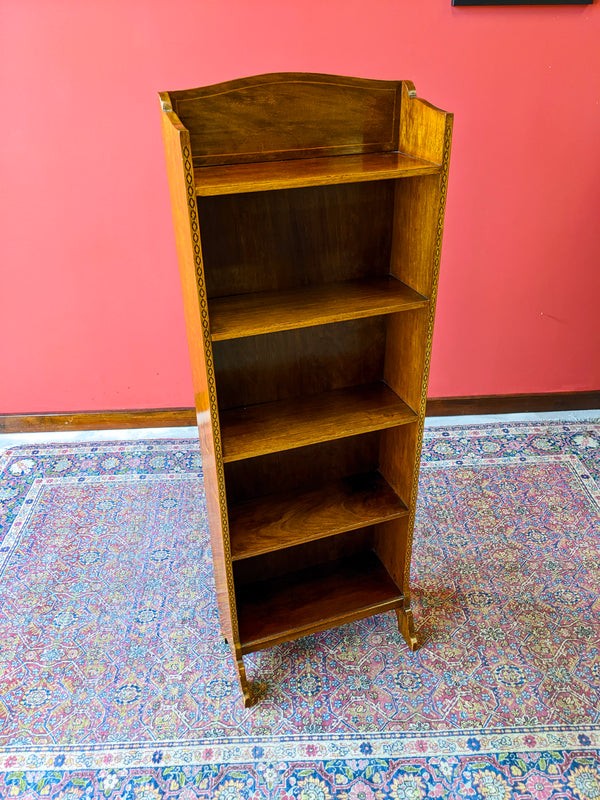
[373,516,410,592]
[392,87,453,298]
[159,103,238,647]
[398,83,450,166]
[383,308,429,415]
[380,410,420,488]
[384,109,453,602]
[389,175,442,299]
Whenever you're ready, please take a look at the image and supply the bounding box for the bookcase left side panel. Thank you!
[159,97,239,653]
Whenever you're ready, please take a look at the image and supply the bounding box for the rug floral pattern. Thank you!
[0,420,598,797]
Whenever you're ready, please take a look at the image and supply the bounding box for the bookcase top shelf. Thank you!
[194,151,441,196]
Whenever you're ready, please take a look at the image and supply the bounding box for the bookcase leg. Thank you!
[396,604,420,652]
[236,656,256,707]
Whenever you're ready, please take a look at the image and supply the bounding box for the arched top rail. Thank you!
[160,73,417,167]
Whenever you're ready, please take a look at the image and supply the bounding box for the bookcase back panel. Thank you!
[168,73,401,167]
[198,182,395,298]
[232,527,376,588]
[224,432,381,505]
[213,317,386,410]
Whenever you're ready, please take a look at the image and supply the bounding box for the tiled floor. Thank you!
[0,409,598,452]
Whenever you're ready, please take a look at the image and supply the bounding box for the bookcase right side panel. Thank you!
[378,103,452,602]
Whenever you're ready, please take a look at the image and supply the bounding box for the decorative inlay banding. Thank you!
[181,143,241,641]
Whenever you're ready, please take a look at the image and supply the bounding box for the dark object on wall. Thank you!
[453,1,591,4]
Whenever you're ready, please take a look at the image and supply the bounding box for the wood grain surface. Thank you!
[198,181,394,299]
[229,471,408,560]
[237,550,403,653]
[194,152,440,195]
[159,73,453,701]
[212,317,386,411]
[168,73,402,167]
[223,433,381,506]
[209,277,428,340]
[220,383,418,462]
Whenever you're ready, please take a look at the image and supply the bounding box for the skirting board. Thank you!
[427,391,600,417]
[1,392,599,434]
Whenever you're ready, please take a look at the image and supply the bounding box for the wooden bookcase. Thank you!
[159,73,452,706]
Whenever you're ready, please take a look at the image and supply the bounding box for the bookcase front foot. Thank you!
[396,604,420,652]
[236,656,256,707]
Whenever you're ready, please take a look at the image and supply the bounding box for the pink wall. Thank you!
[1,0,599,414]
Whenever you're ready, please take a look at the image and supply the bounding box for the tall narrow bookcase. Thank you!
[159,73,452,706]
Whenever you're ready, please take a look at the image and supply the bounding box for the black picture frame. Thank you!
[453,1,591,4]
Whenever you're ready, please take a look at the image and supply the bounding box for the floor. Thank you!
[1,412,599,795]
[0,409,598,452]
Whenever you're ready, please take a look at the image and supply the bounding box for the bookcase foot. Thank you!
[396,605,420,652]
[236,657,256,707]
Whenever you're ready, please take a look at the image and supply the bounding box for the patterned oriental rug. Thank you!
[0,419,599,799]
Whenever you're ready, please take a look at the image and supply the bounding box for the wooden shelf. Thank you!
[237,550,403,654]
[194,151,441,196]
[229,471,408,561]
[220,383,417,463]
[209,277,428,341]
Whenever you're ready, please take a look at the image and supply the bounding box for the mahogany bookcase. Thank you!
[159,73,452,705]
